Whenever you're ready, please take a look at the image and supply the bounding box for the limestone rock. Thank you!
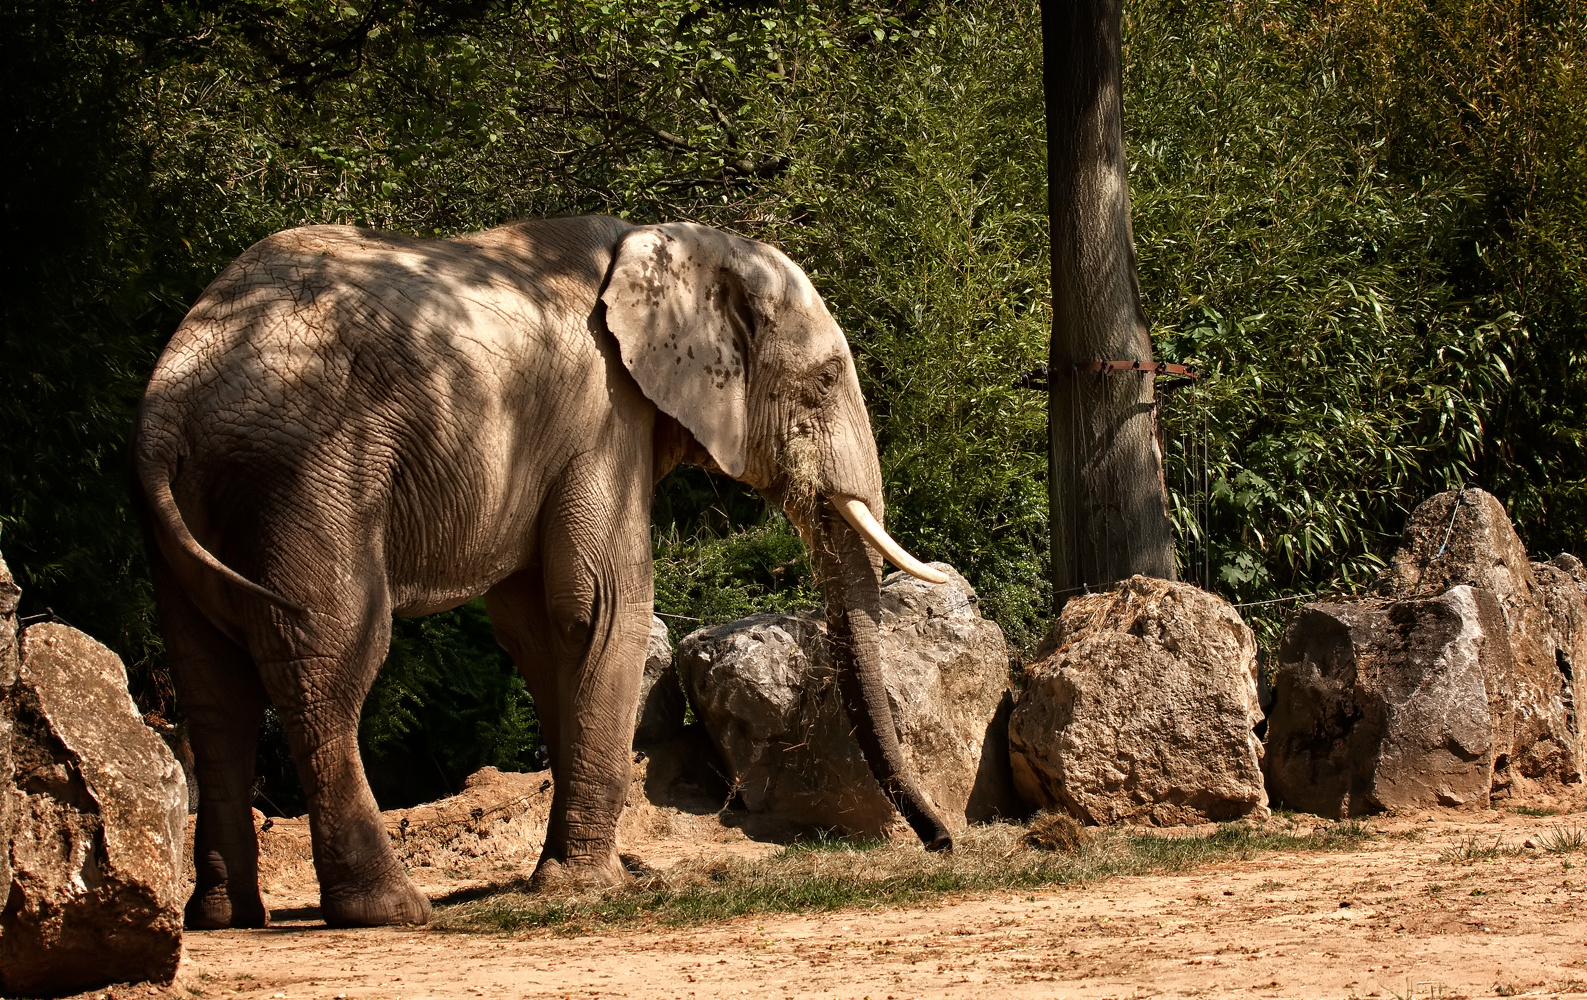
[676,564,1016,837]
[635,615,685,747]
[1375,489,1580,785]
[0,624,187,995]
[1550,552,1586,585]
[1375,489,1533,607]
[1532,562,1587,781]
[0,555,20,917]
[1008,576,1268,826]
[1265,587,1513,815]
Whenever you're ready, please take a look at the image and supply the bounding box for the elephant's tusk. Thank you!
[833,497,951,585]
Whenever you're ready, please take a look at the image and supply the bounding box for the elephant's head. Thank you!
[602,222,954,851]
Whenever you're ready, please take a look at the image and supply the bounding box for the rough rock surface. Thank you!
[635,615,685,747]
[675,564,1016,838]
[1265,587,1514,816]
[0,555,20,916]
[1375,489,1582,786]
[1532,561,1587,781]
[0,624,187,995]
[1008,576,1268,826]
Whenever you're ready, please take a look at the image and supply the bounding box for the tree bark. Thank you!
[1042,0,1176,614]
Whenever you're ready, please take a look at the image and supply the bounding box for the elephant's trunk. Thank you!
[819,507,954,852]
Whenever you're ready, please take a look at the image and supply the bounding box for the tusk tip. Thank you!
[833,495,952,586]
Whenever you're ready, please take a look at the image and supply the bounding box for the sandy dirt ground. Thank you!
[80,801,1587,1000]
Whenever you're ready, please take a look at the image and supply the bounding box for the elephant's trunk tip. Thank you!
[832,497,950,585]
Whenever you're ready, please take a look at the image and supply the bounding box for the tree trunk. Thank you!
[1042,0,1176,614]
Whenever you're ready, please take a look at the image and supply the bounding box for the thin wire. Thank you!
[1232,592,1320,609]
[1071,363,1081,594]
[1434,487,1466,560]
[1103,368,1113,589]
[1202,409,1211,591]
[1181,396,1189,583]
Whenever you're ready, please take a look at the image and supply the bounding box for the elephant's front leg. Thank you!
[491,463,653,887]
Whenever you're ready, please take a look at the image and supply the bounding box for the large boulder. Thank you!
[1375,489,1582,786]
[0,624,187,996]
[676,564,1016,838]
[1265,587,1513,815]
[634,615,685,747]
[0,555,21,917]
[1008,576,1268,826]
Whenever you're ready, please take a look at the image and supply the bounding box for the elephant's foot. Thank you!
[321,870,432,927]
[529,845,628,890]
[185,883,268,930]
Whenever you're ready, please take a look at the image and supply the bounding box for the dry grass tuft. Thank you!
[1439,834,1525,864]
[1539,825,1585,854]
[1023,811,1088,854]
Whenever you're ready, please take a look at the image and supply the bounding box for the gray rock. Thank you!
[1008,576,1268,826]
[0,554,20,916]
[1532,562,1587,782]
[635,615,685,747]
[676,564,1015,837]
[1375,489,1580,786]
[1550,552,1586,585]
[0,624,187,995]
[1265,587,1512,815]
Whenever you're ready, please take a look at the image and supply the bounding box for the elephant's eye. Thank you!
[799,354,846,407]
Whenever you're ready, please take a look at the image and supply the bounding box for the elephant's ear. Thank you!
[603,224,753,478]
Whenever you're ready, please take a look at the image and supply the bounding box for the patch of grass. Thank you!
[1539,825,1586,855]
[773,831,890,858]
[1510,805,1560,817]
[1439,835,1523,863]
[433,818,1373,934]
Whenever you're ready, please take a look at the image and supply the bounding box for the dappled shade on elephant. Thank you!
[133,215,952,928]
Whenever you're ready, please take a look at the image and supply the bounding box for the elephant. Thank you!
[132,214,954,929]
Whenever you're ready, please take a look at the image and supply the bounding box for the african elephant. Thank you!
[133,215,953,929]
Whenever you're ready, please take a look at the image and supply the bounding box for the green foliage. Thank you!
[777,7,1051,650]
[6,0,1587,802]
[652,516,820,646]
[1125,0,1587,642]
[360,600,541,808]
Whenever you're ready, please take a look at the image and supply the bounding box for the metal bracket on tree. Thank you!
[1019,360,1201,392]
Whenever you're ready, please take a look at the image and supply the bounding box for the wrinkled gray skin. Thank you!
[133,216,952,929]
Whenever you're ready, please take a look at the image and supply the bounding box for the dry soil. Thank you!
[73,794,1587,1000]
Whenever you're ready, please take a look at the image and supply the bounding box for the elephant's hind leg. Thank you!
[154,560,269,930]
[248,589,432,927]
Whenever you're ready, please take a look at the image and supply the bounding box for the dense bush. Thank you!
[1127,0,1587,640]
[3,0,1584,804]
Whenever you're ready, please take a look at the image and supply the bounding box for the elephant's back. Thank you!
[136,218,632,596]
[143,222,616,454]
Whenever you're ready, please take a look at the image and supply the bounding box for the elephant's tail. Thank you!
[134,431,307,615]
